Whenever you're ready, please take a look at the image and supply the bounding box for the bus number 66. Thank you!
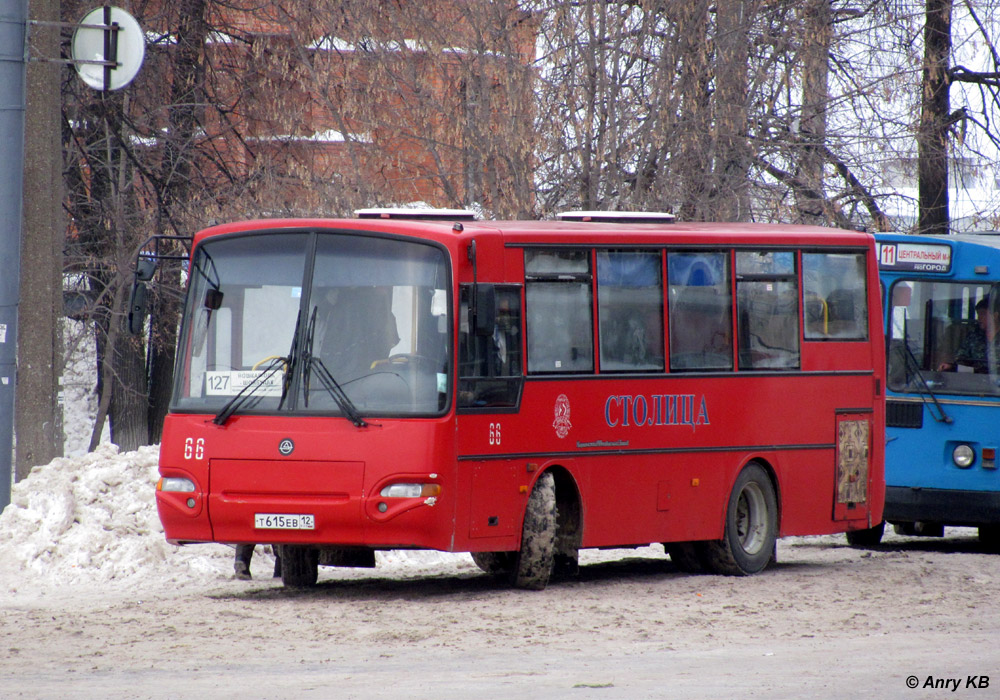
[184,437,205,460]
[489,423,501,446]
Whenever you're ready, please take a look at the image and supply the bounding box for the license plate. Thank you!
[254,513,315,530]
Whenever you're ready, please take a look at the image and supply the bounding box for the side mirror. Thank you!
[136,257,157,282]
[203,288,224,310]
[127,281,148,335]
[474,283,496,336]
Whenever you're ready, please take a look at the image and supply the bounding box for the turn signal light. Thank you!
[157,477,196,492]
[983,448,996,470]
[379,483,441,498]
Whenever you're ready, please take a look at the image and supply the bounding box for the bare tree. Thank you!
[63,0,541,449]
[59,0,1000,454]
[917,0,1000,233]
[919,0,953,234]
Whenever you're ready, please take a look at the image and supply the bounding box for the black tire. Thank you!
[279,545,319,588]
[510,471,557,590]
[665,542,706,574]
[702,462,778,576]
[846,522,885,547]
[471,551,516,575]
[978,525,1000,551]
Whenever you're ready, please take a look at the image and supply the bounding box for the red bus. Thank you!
[147,210,885,589]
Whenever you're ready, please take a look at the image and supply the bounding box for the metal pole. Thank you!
[0,0,27,510]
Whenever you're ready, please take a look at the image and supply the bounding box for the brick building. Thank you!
[135,0,538,217]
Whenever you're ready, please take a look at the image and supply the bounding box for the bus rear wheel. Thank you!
[846,522,885,547]
[510,471,557,590]
[471,551,516,575]
[665,542,706,573]
[979,525,1000,551]
[279,545,319,588]
[702,463,777,576]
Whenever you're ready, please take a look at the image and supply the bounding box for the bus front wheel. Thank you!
[511,471,557,590]
[702,463,777,576]
[279,545,319,588]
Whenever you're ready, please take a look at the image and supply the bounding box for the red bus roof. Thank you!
[193,217,873,250]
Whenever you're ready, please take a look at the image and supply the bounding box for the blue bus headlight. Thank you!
[952,445,975,468]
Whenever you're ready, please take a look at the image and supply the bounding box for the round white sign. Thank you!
[71,6,145,91]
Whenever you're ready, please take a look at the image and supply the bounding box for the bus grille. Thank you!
[886,400,923,429]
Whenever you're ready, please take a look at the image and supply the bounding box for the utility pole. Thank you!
[1,3,143,509]
[17,0,64,481]
[0,0,28,510]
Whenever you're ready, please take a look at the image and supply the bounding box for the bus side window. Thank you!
[735,251,800,370]
[667,252,733,371]
[802,252,869,340]
[458,286,524,409]
[524,249,594,374]
[597,250,664,372]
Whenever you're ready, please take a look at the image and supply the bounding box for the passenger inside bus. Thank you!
[669,285,731,369]
[825,287,863,337]
[316,286,400,381]
[937,297,1000,373]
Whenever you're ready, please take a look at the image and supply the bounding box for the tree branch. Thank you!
[950,65,1000,87]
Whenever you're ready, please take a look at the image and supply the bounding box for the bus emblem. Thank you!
[278,438,295,456]
[553,394,572,438]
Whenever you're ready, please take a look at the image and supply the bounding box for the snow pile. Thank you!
[60,319,105,457]
[0,443,476,597]
[0,444,235,596]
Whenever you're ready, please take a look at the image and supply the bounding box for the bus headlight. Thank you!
[379,483,441,498]
[158,477,196,492]
[952,445,975,468]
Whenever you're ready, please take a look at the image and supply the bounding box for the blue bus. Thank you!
[860,233,1000,547]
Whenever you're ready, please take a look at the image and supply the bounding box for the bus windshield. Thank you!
[173,231,451,417]
[887,279,1000,397]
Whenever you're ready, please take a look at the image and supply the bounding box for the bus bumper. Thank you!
[884,485,1000,527]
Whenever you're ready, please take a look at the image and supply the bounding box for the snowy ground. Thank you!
[2,442,999,699]
[1,321,997,696]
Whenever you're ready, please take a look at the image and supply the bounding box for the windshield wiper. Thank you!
[212,311,300,425]
[303,306,368,427]
[900,335,952,424]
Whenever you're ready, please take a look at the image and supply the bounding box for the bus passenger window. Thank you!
[735,251,799,370]
[597,250,664,372]
[525,249,594,373]
[802,252,868,340]
[667,252,733,371]
[458,286,524,409]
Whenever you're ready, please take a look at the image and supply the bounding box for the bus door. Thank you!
[457,285,526,540]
